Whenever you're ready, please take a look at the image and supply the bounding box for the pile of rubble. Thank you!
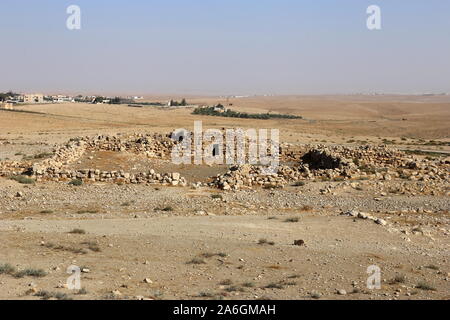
[0,134,186,186]
[210,144,449,191]
[300,148,356,170]
[0,133,448,191]
[37,168,187,186]
[341,210,388,226]
[0,161,33,177]
[32,140,87,175]
[210,164,287,190]
[84,134,175,159]
[282,144,407,166]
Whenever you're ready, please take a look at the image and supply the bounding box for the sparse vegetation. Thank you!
[390,274,406,284]
[425,264,439,271]
[10,175,34,184]
[404,150,445,157]
[187,258,206,265]
[35,290,72,300]
[416,281,436,291]
[69,179,83,186]
[43,242,88,255]
[200,252,227,259]
[224,286,244,292]
[284,217,299,223]
[76,288,88,295]
[192,106,302,120]
[31,152,53,160]
[300,205,313,212]
[242,282,255,288]
[198,292,214,298]
[280,280,297,286]
[263,184,283,190]
[258,238,275,246]
[69,228,86,234]
[155,206,174,212]
[14,268,47,278]
[412,227,424,234]
[76,209,99,214]
[200,252,215,258]
[265,282,285,289]
[87,243,101,252]
[0,263,16,275]
[219,279,233,286]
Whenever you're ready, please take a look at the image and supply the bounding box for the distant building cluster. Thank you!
[213,104,228,113]
[0,92,199,109]
[0,93,76,105]
[23,93,44,104]
[2,93,45,104]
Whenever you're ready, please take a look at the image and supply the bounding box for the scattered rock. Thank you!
[293,239,305,246]
[111,290,122,297]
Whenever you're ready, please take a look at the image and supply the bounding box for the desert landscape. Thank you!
[0,95,449,300]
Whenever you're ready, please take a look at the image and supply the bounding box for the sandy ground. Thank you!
[0,95,449,300]
[0,214,448,300]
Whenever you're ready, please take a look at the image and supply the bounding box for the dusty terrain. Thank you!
[0,95,449,300]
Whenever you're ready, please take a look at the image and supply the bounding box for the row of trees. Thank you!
[75,96,180,106]
[0,91,20,101]
[109,97,134,104]
[192,106,302,120]
[169,99,187,106]
[127,101,166,106]
[73,96,132,104]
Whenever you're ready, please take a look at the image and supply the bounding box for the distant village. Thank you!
[0,92,290,120]
[0,92,199,110]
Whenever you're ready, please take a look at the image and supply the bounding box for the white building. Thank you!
[22,93,44,104]
[0,102,14,110]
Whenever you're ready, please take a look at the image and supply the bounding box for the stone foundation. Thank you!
[0,132,448,192]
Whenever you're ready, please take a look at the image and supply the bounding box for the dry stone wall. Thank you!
[210,144,450,191]
[1,134,186,186]
[0,133,448,192]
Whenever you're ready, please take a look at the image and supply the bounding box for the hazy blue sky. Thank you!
[1,0,449,95]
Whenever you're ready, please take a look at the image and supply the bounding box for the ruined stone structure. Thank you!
[0,132,449,193]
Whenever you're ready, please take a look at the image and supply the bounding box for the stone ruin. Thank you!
[0,131,449,192]
[209,143,449,191]
[301,149,350,170]
[1,134,186,186]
